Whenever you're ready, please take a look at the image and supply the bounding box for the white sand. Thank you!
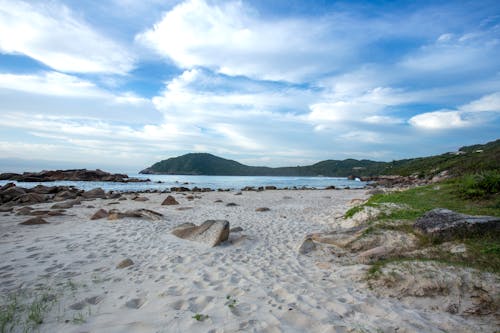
[0,190,493,332]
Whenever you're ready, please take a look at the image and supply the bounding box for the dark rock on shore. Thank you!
[414,208,500,240]
[0,169,148,183]
[162,195,179,205]
[20,217,48,225]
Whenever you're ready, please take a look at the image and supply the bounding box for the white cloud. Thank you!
[0,0,134,74]
[0,72,106,97]
[409,92,500,130]
[409,110,468,129]
[136,0,356,81]
[460,92,500,112]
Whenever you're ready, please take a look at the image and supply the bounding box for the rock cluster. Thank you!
[0,183,115,207]
[0,169,147,183]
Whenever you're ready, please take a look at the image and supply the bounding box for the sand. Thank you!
[0,189,495,332]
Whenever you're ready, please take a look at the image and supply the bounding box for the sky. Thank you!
[0,0,499,173]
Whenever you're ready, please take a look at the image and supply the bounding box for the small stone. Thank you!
[91,209,108,220]
[162,195,179,205]
[116,258,134,269]
[20,217,48,225]
[255,207,270,212]
[230,226,243,233]
[133,196,149,202]
[226,203,238,207]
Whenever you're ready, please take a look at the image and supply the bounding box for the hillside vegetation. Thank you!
[140,139,499,177]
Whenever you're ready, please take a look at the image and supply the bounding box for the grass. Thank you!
[0,290,56,333]
[192,313,209,322]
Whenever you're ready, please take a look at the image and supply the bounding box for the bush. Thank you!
[457,171,500,199]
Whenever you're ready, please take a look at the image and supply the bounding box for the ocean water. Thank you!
[0,174,367,192]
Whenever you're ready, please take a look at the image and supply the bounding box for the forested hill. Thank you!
[140,139,499,177]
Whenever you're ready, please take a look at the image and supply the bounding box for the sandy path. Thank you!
[0,190,493,332]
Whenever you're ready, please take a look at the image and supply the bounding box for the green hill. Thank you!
[140,139,499,177]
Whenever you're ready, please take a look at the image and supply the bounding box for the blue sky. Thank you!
[0,0,499,173]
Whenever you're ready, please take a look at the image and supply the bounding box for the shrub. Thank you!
[457,171,500,199]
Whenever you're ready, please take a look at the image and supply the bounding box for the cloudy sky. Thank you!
[0,0,499,173]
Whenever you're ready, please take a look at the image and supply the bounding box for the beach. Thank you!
[0,189,496,332]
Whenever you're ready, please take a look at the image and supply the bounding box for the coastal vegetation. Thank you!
[345,178,500,274]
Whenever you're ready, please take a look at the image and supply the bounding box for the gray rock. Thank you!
[297,235,316,254]
[171,220,230,247]
[51,199,81,209]
[414,208,500,240]
[81,188,106,199]
[230,226,243,233]
[107,209,163,221]
[255,207,270,212]
[116,258,134,269]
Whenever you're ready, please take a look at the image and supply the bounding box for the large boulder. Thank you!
[414,208,500,240]
[171,220,230,247]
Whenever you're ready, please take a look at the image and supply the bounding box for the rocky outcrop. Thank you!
[414,208,500,240]
[368,260,499,316]
[0,169,147,183]
[171,220,230,247]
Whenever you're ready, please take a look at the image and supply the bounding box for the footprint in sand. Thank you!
[125,298,146,309]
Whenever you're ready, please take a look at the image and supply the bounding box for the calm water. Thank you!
[0,174,367,192]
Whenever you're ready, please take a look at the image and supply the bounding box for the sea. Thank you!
[0,174,367,192]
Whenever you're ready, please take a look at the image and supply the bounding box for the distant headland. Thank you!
[140,139,499,178]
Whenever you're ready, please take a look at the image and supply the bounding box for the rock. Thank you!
[91,209,108,220]
[214,199,223,203]
[186,195,194,200]
[325,186,336,190]
[81,188,106,199]
[16,206,34,215]
[356,246,392,264]
[116,258,134,269]
[171,220,230,247]
[0,169,145,183]
[16,193,45,205]
[234,192,242,196]
[53,190,78,201]
[226,203,238,207]
[0,186,26,202]
[255,207,270,212]
[132,196,149,202]
[106,209,163,221]
[297,235,317,254]
[230,226,243,233]
[0,206,13,212]
[265,186,277,190]
[414,208,500,240]
[107,192,122,199]
[51,199,81,209]
[20,217,48,225]
[162,195,179,205]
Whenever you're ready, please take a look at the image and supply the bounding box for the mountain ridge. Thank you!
[140,139,500,177]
